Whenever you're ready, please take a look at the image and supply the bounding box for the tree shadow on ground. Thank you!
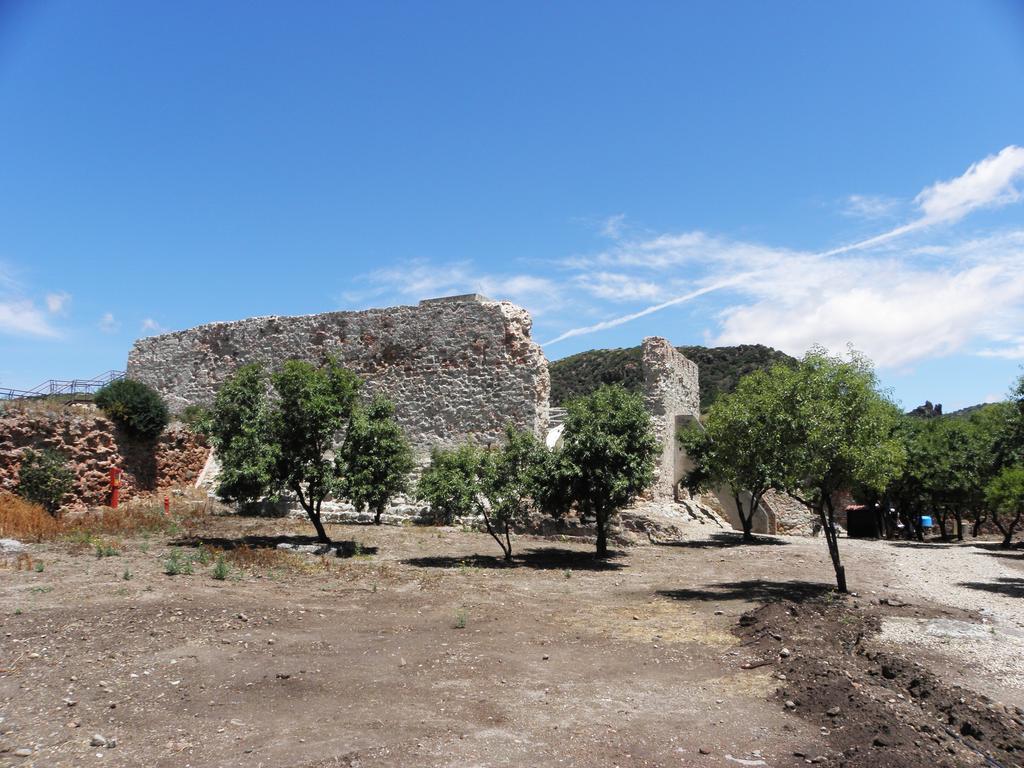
[886,540,962,548]
[171,533,378,558]
[957,577,1024,598]
[656,532,790,549]
[404,547,625,572]
[657,579,835,603]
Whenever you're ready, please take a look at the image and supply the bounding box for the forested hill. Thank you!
[548,344,796,411]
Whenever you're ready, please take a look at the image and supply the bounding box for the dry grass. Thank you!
[0,490,207,543]
[221,544,332,574]
[0,493,62,541]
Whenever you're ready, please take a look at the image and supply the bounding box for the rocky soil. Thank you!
[3,514,1024,767]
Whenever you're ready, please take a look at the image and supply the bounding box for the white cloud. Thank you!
[600,213,627,238]
[916,145,1024,224]
[344,260,561,317]
[821,145,1024,257]
[98,312,120,333]
[842,194,900,219]
[0,299,60,338]
[574,271,666,303]
[45,291,70,314]
[141,318,165,335]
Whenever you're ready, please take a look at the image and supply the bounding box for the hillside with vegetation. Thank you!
[548,344,796,410]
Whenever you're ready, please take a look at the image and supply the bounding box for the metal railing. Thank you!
[0,370,125,401]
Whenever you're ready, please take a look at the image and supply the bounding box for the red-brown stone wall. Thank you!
[0,403,209,511]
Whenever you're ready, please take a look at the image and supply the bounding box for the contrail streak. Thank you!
[541,275,751,347]
[540,215,924,348]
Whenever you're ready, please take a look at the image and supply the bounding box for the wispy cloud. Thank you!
[98,312,120,334]
[543,277,750,346]
[821,145,1024,257]
[141,317,165,335]
[0,299,60,338]
[842,194,900,220]
[343,146,1024,370]
[342,260,561,317]
[45,291,70,314]
[0,262,60,338]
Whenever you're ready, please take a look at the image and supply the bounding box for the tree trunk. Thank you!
[937,509,950,541]
[998,510,1023,548]
[480,506,513,561]
[736,493,754,542]
[595,513,609,558]
[309,508,330,543]
[374,504,383,525]
[953,510,964,541]
[819,496,848,593]
[295,485,331,544]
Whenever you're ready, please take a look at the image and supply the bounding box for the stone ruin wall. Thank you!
[0,404,209,511]
[127,295,550,460]
[641,337,700,500]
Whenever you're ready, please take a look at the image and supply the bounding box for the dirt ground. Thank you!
[3,512,1024,767]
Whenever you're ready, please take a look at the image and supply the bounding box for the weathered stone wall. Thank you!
[641,337,700,499]
[128,295,549,458]
[0,403,209,511]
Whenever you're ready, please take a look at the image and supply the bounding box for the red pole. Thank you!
[109,467,122,509]
[164,495,170,515]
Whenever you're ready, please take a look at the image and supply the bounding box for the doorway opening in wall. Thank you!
[673,413,699,500]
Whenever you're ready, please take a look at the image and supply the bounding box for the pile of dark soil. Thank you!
[735,596,1024,767]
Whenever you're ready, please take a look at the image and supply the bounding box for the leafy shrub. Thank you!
[212,554,229,580]
[16,449,74,515]
[338,395,414,525]
[417,444,487,525]
[164,548,193,575]
[94,379,169,439]
[179,404,211,432]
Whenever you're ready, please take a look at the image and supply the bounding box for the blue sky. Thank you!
[1,1,1022,410]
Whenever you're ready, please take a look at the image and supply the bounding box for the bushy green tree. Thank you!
[338,395,414,525]
[540,385,658,558]
[16,448,74,516]
[207,359,360,543]
[270,359,361,543]
[679,368,789,541]
[479,426,547,560]
[205,364,277,507]
[775,349,904,593]
[94,379,169,439]
[985,465,1024,547]
[417,444,488,526]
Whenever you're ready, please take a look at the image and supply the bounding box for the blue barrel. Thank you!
[919,515,933,528]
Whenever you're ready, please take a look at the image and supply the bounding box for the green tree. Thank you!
[679,369,789,541]
[924,418,986,541]
[16,448,74,516]
[886,417,936,542]
[540,385,658,558]
[339,395,414,525]
[94,379,169,439]
[985,465,1024,547]
[968,399,1023,536]
[479,426,547,560]
[775,349,904,593]
[417,443,488,526]
[205,364,278,506]
[270,359,361,543]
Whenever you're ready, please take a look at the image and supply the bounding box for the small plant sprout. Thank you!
[33,560,44,573]
[95,542,120,558]
[212,554,229,581]
[163,549,193,576]
[122,568,132,580]
[563,569,572,579]
[454,608,468,629]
